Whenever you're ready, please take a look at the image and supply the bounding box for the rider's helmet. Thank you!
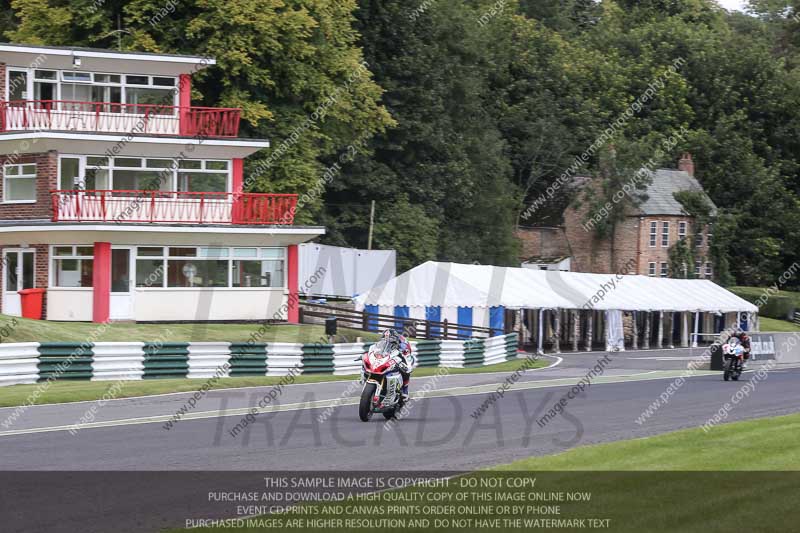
[382,328,399,341]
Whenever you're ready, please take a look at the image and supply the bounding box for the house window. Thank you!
[695,232,703,247]
[695,261,701,277]
[707,225,713,245]
[7,68,178,110]
[135,246,284,288]
[3,163,37,202]
[648,262,656,277]
[661,222,670,247]
[232,248,285,288]
[649,221,658,247]
[705,262,713,278]
[660,262,668,278]
[59,155,231,193]
[678,221,687,240]
[51,246,94,287]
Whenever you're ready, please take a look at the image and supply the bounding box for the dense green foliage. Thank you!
[5,0,800,283]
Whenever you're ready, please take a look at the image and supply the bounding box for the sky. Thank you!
[717,0,748,11]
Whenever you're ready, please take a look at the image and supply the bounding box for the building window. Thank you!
[705,262,713,278]
[695,261,701,278]
[660,262,668,278]
[135,246,284,288]
[3,163,37,202]
[6,68,178,110]
[649,221,658,247]
[59,155,230,193]
[661,222,670,247]
[678,221,687,240]
[648,262,656,277]
[695,232,703,247]
[707,225,713,245]
[51,246,93,287]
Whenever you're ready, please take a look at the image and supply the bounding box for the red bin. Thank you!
[18,288,46,320]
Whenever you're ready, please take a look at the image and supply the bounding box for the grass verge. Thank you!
[0,314,377,343]
[758,316,800,332]
[0,356,546,408]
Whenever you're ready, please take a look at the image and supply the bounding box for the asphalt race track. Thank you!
[1,349,799,532]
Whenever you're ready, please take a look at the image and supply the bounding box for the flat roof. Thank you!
[0,43,215,65]
[0,43,215,76]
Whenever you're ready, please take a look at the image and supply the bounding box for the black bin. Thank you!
[325,317,338,336]
[710,343,724,371]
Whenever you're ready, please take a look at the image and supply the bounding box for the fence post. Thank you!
[443,319,449,340]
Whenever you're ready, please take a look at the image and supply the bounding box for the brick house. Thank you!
[0,43,323,322]
[517,154,717,279]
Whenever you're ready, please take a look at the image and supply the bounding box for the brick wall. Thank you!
[516,226,570,260]
[638,216,712,277]
[563,194,710,276]
[562,189,613,273]
[0,62,6,103]
[0,150,58,220]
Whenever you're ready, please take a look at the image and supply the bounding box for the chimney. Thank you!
[678,152,695,177]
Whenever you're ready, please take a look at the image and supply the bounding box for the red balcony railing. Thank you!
[51,190,297,225]
[1,100,241,137]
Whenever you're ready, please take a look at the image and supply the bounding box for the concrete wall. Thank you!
[47,288,93,321]
[134,289,287,321]
[772,332,800,364]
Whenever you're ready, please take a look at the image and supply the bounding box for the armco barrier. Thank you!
[265,343,303,376]
[143,342,189,379]
[0,343,39,386]
[187,342,231,379]
[91,342,144,381]
[0,334,519,386]
[228,343,267,376]
[38,343,94,381]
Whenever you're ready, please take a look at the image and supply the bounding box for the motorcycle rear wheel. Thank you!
[359,382,377,422]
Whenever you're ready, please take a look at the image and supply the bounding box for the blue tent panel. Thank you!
[426,306,441,336]
[365,305,379,332]
[394,306,410,330]
[490,306,505,337]
[457,307,473,338]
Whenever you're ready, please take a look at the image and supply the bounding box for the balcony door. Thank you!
[2,249,35,317]
[110,247,135,320]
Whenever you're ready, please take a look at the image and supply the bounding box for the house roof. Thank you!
[637,169,717,216]
[0,43,214,64]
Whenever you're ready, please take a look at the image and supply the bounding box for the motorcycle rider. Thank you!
[730,329,752,367]
[382,328,413,401]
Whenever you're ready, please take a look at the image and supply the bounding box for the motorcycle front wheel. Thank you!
[359,382,377,422]
[723,360,731,381]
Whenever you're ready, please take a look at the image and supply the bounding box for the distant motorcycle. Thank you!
[358,339,405,421]
[722,337,745,382]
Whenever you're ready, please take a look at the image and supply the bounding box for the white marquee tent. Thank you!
[354,261,757,313]
[353,262,758,351]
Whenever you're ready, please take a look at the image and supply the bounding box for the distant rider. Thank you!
[731,329,752,367]
[383,328,413,401]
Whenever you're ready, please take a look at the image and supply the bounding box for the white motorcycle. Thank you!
[721,337,745,382]
[358,339,409,422]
